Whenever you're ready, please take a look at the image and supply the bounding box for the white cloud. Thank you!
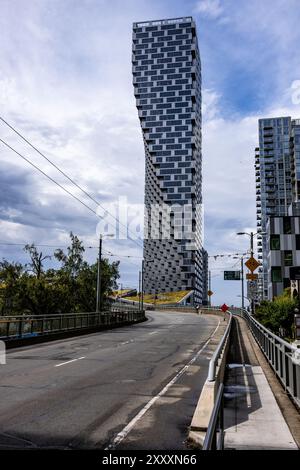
[1,0,300,303]
[194,0,223,18]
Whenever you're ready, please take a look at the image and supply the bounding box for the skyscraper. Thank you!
[255,117,300,299]
[132,17,204,303]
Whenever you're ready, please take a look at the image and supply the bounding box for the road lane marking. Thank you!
[55,357,85,367]
[105,320,221,450]
[148,331,159,335]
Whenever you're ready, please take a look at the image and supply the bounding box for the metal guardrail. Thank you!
[202,384,224,450]
[0,307,145,341]
[201,311,232,450]
[207,312,233,382]
[239,308,300,408]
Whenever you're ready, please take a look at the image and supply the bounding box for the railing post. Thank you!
[18,318,23,338]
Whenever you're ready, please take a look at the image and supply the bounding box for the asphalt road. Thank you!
[0,311,224,450]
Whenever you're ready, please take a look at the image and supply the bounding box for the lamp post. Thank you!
[233,256,245,312]
[237,231,266,314]
[237,295,251,306]
[96,233,114,313]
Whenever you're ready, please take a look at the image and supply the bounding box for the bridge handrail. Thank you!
[199,311,232,450]
[238,308,300,409]
[0,308,145,341]
[202,383,224,450]
[240,308,297,351]
[207,311,233,382]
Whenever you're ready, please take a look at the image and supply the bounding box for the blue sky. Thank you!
[1,0,300,306]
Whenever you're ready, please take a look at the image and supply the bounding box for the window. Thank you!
[284,250,293,266]
[270,235,280,250]
[283,217,292,234]
[271,267,282,283]
[296,234,300,250]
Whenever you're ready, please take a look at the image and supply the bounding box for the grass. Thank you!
[113,289,134,296]
[123,289,192,305]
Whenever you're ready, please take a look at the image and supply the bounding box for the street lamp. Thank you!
[233,256,245,312]
[237,295,251,306]
[96,233,114,313]
[236,231,266,314]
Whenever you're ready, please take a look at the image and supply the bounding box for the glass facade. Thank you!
[255,117,300,299]
[132,17,204,303]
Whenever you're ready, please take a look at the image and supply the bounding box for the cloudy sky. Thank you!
[1,0,300,306]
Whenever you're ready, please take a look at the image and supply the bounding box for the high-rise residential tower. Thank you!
[255,117,300,299]
[132,17,204,303]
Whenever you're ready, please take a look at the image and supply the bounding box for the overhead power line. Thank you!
[0,137,143,251]
[0,116,144,249]
[0,137,99,217]
[0,241,142,264]
[208,251,249,260]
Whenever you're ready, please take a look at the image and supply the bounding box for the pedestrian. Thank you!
[196,304,200,315]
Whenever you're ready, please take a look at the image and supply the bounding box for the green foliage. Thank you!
[24,244,51,279]
[0,233,120,316]
[0,260,23,314]
[255,289,297,339]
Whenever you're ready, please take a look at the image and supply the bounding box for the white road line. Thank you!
[105,320,221,450]
[54,357,85,368]
[148,331,159,335]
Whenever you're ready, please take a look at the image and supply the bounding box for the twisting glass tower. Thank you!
[132,16,204,304]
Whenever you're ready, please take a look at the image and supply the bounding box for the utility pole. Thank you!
[208,270,211,307]
[96,235,102,313]
[237,231,261,315]
[241,256,245,312]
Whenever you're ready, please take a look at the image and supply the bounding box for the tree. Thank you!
[54,232,85,278]
[24,244,51,279]
[0,260,23,315]
[0,233,120,316]
[255,289,297,340]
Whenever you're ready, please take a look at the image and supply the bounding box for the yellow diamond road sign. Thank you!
[245,256,260,273]
[208,290,213,296]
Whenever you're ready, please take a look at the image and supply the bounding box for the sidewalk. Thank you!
[224,316,298,450]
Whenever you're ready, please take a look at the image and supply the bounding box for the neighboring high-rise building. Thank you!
[291,119,300,201]
[255,117,300,299]
[132,17,204,303]
[266,208,300,299]
[201,248,208,305]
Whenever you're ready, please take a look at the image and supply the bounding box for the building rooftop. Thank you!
[133,16,193,27]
